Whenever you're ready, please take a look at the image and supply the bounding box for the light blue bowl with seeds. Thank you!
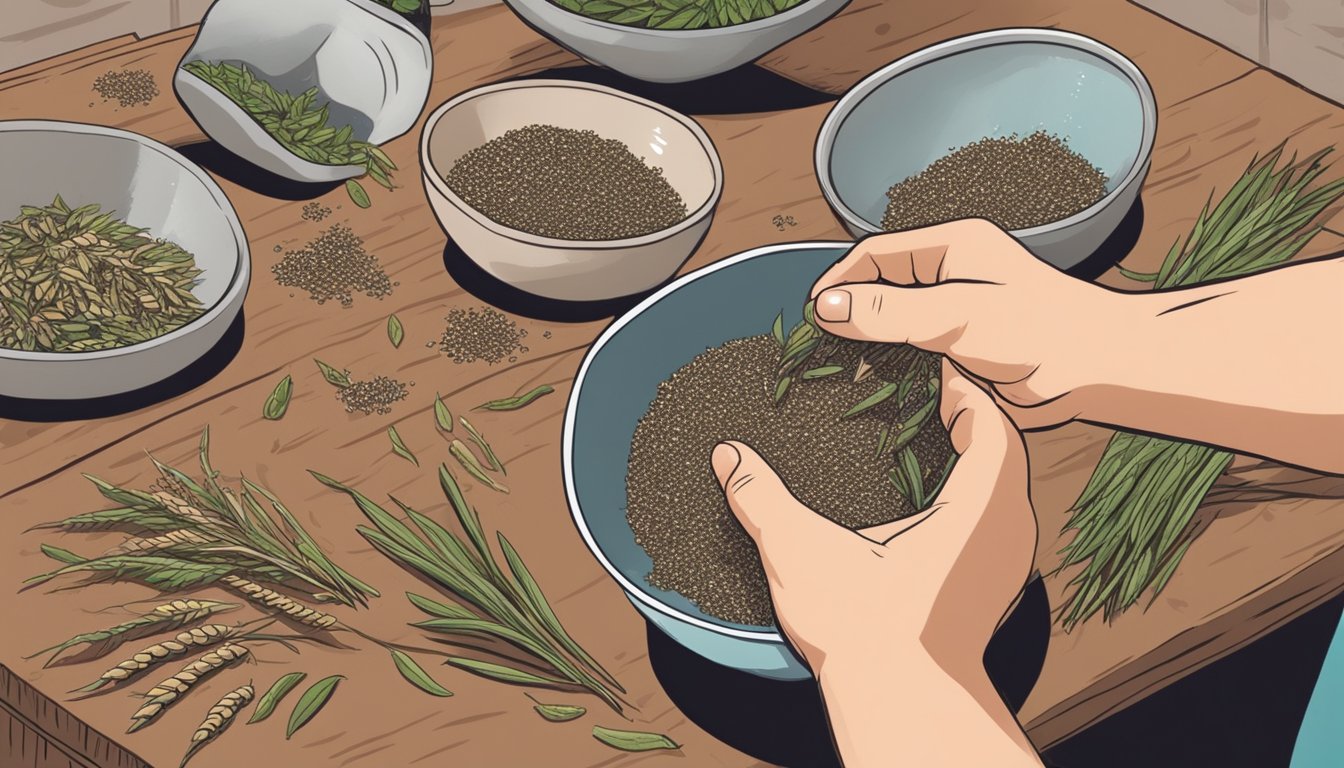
[816,28,1157,270]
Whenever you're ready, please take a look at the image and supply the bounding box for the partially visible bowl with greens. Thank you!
[503,0,852,83]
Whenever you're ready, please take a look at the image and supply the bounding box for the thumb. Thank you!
[712,441,830,545]
[814,282,982,354]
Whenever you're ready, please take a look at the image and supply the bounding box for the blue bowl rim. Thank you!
[0,119,250,362]
[813,28,1158,238]
[563,240,856,642]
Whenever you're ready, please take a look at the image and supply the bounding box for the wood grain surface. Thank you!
[1,1,1342,766]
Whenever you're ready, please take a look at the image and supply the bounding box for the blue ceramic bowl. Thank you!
[565,241,847,679]
[816,29,1157,270]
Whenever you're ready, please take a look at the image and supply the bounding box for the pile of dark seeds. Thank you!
[443,124,688,240]
[337,375,409,415]
[272,223,394,307]
[626,335,953,626]
[881,131,1108,231]
[438,306,528,365]
[301,202,331,222]
[92,69,159,107]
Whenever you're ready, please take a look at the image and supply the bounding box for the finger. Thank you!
[808,220,1007,300]
[934,359,1028,514]
[812,282,982,354]
[711,441,835,546]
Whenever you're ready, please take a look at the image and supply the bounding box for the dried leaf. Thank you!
[476,385,553,411]
[433,393,454,432]
[314,358,351,388]
[263,375,292,420]
[391,649,453,697]
[527,694,586,722]
[248,672,306,724]
[286,675,344,738]
[387,314,404,348]
[459,417,503,474]
[592,725,680,752]
[387,426,418,466]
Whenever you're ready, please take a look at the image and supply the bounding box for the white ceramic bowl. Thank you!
[420,80,723,302]
[816,29,1157,270]
[0,121,249,400]
[504,0,852,83]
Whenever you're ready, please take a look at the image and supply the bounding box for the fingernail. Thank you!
[711,442,741,485]
[816,289,851,322]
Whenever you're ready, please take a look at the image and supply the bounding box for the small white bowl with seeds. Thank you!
[421,80,724,303]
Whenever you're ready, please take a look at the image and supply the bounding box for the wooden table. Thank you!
[2,2,1343,766]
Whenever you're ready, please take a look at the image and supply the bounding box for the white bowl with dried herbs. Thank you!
[421,80,724,302]
[0,121,249,400]
[174,0,431,206]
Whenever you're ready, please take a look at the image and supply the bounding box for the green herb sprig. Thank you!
[180,60,397,208]
[313,464,626,712]
[550,0,806,30]
[1059,145,1344,628]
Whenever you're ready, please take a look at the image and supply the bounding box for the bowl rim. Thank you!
[0,119,250,362]
[419,79,725,250]
[814,27,1159,239]
[504,0,852,39]
[564,239,855,642]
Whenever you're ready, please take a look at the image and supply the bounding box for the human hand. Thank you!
[808,218,1133,429]
[710,359,1036,678]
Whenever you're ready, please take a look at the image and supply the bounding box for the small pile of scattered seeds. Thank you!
[626,334,952,626]
[881,131,1108,231]
[271,223,394,307]
[301,202,331,222]
[92,69,159,107]
[337,375,409,414]
[444,124,688,240]
[438,306,528,364]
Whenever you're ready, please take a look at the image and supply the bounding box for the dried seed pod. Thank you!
[180,683,254,767]
[128,643,249,733]
[220,575,338,629]
[104,528,213,556]
[150,491,218,529]
[76,624,239,693]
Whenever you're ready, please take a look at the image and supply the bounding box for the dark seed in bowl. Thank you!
[880,131,1108,232]
[443,124,688,241]
[625,334,953,626]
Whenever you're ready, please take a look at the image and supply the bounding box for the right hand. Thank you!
[809,218,1127,429]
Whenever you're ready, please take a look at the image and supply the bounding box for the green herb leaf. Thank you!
[802,365,844,380]
[444,656,569,686]
[287,675,344,739]
[263,375,293,420]
[476,385,554,411]
[592,725,680,752]
[527,694,586,722]
[249,672,306,724]
[391,649,453,697]
[842,382,898,418]
[773,376,791,403]
[345,179,371,208]
[314,359,351,388]
[387,315,404,348]
[391,0,421,12]
[387,426,418,466]
[450,440,508,493]
[770,311,784,346]
[459,417,504,474]
[434,393,454,432]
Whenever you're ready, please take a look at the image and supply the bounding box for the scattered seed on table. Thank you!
[881,131,1107,231]
[337,375,409,415]
[444,124,687,240]
[301,202,331,222]
[438,306,527,364]
[272,223,394,307]
[92,69,158,107]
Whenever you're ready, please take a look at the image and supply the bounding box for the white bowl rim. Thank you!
[564,239,855,642]
[0,119,250,362]
[814,28,1159,239]
[420,79,725,250]
[506,0,849,39]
